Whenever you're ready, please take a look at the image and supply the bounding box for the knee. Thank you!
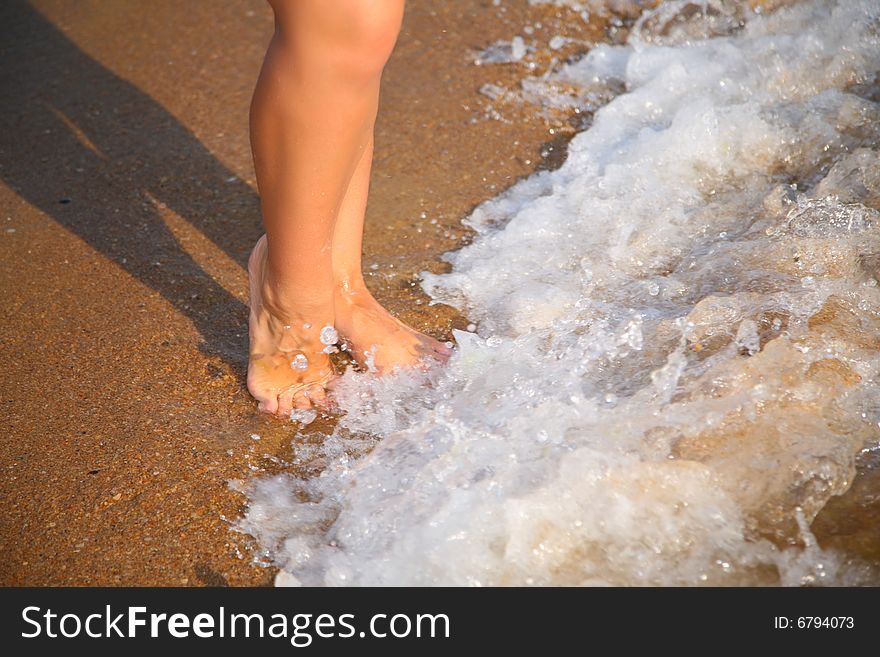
[336,1,403,76]
[271,0,404,80]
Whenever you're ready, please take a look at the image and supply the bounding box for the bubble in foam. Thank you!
[734,319,760,356]
[786,197,878,238]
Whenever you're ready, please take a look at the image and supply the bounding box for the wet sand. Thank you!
[1,0,877,586]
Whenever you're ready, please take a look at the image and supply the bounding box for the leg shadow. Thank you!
[0,0,264,373]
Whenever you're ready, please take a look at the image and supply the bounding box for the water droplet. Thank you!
[303,322,312,330]
[549,35,566,50]
[323,345,339,354]
[467,323,477,332]
[291,354,309,370]
[290,408,317,425]
[319,325,338,345]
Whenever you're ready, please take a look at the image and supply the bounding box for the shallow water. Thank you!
[240,0,880,586]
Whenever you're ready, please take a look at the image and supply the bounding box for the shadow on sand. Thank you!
[0,0,263,374]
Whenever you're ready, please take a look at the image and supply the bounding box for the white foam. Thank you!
[241,0,880,586]
[475,36,532,65]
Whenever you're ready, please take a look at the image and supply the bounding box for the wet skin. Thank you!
[246,0,452,417]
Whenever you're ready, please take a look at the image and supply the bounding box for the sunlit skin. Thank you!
[247,0,452,417]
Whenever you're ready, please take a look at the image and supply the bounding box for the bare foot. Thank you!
[247,236,336,417]
[334,279,453,374]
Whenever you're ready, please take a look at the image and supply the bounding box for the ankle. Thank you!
[334,273,371,302]
[260,273,334,327]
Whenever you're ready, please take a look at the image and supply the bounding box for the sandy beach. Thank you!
[2,0,878,586]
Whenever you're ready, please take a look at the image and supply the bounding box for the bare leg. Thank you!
[331,104,453,373]
[247,0,404,415]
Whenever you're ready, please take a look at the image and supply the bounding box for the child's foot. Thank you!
[247,236,336,417]
[334,279,453,374]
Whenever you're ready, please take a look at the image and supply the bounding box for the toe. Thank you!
[432,344,452,362]
[415,333,452,357]
[303,384,328,409]
[292,390,314,410]
[254,389,279,415]
[416,338,450,363]
[434,338,454,355]
[276,388,297,418]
